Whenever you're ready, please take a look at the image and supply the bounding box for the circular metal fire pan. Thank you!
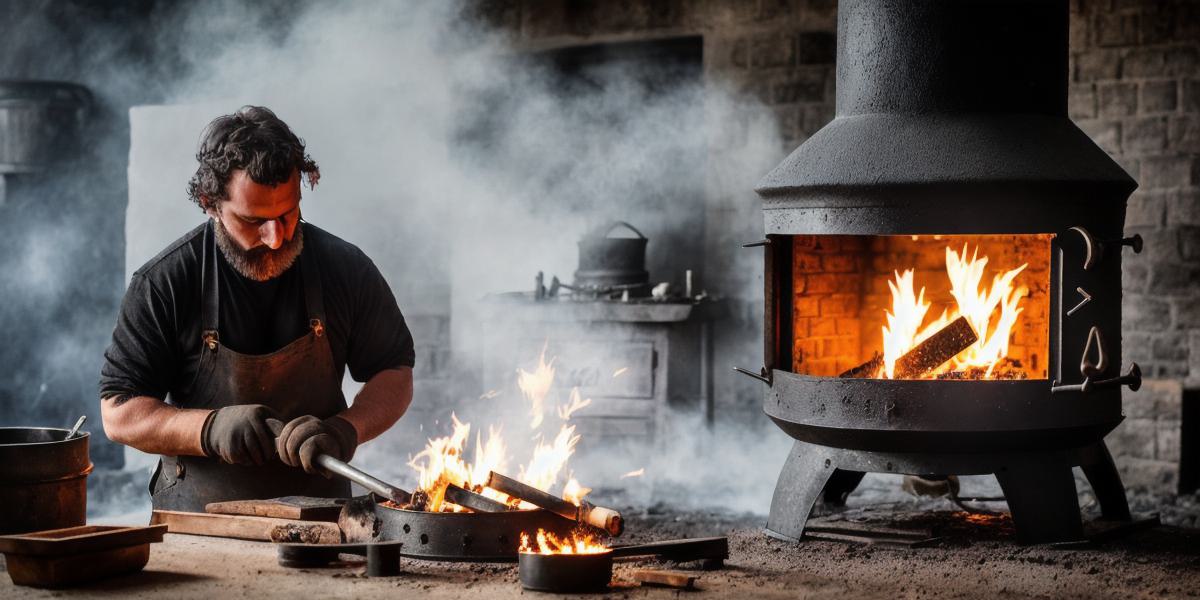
[765,370,1122,453]
[375,505,576,562]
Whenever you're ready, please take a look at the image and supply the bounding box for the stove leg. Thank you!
[995,462,1085,544]
[823,469,866,506]
[1079,442,1131,521]
[766,441,837,542]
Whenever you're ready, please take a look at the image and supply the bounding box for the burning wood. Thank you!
[486,471,624,536]
[839,352,883,379]
[892,316,977,379]
[443,483,510,513]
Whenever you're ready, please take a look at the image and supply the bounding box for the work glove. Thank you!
[275,415,358,476]
[201,404,281,466]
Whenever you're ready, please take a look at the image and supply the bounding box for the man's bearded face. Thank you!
[207,170,304,281]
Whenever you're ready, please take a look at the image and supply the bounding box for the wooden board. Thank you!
[150,510,341,544]
[205,496,345,522]
[633,569,697,589]
[0,525,166,556]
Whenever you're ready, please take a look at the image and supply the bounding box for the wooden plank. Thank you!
[633,569,696,590]
[205,496,344,521]
[150,510,340,544]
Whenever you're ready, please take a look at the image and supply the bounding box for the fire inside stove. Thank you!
[790,234,1052,381]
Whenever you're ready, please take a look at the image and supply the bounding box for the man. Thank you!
[100,106,414,512]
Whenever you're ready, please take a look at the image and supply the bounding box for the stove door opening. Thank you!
[787,234,1053,381]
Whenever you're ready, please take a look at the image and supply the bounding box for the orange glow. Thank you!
[517,344,556,430]
[880,244,1027,380]
[520,529,609,555]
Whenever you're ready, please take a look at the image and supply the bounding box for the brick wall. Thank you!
[1069,0,1200,493]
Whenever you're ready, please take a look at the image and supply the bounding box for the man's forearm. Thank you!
[100,395,211,456]
[338,367,413,444]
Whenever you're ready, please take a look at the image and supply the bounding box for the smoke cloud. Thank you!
[7,0,794,517]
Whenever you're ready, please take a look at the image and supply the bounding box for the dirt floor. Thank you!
[3,503,1199,599]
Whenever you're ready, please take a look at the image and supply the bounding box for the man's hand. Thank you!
[202,404,281,466]
[276,415,358,475]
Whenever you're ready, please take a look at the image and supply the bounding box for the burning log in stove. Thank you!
[892,316,978,379]
[840,316,977,380]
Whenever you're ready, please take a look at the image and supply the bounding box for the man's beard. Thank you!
[213,219,304,282]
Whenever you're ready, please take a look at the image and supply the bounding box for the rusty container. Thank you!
[0,428,92,535]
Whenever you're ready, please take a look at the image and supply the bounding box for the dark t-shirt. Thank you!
[99,221,415,402]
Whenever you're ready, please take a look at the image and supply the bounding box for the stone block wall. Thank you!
[1069,0,1200,493]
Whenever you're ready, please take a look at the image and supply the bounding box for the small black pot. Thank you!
[574,221,649,291]
[518,550,613,593]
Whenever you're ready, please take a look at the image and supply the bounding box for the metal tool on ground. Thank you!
[484,471,623,536]
[276,539,403,576]
[266,419,411,506]
[518,536,728,593]
[443,484,510,513]
[633,569,697,590]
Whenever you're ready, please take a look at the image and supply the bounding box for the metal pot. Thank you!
[0,427,92,535]
[0,80,92,173]
[573,221,649,291]
[519,550,613,592]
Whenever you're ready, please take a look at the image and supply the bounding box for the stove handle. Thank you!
[1069,227,1143,270]
[1051,363,1142,394]
[733,366,772,386]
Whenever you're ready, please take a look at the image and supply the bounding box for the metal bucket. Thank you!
[0,427,92,535]
[0,80,92,173]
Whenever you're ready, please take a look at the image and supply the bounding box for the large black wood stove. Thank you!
[744,0,1144,544]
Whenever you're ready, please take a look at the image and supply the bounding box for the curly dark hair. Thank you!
[186,106,319,211]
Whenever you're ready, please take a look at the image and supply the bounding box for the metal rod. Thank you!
[443,483,509,513]
[66,415,87,439]
[266,417,411,505]
[315,455,412,505]
[733,366,771,385]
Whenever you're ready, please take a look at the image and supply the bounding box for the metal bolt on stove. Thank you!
[744,0,1141,545]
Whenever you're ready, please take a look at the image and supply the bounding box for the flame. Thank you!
[407,343,603,511]
[621,468,645,479]
[406,414,509,512]
[944,245,1028,377]
[517,344,556,430]
[520,529,609,555]
[612,367,628,378]
[557,387,592,420]
[879,245,1027,380]
[562,477,591,505]
[518,425,581,502]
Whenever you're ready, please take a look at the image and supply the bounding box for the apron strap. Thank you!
[299,222,327,336]
[200,221,220,350]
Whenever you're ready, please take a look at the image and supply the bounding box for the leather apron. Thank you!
[150,222,351,512]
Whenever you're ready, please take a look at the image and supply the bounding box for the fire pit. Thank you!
[745,0,1141,544]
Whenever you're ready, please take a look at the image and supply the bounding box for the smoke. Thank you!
[6,0,794,517]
